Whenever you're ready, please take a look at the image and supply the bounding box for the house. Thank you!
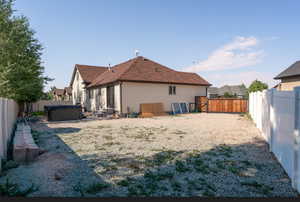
[52,88,65,101]
[69,64,107,108]
[274,61,300,91]
[70,56,211,115]
[208,85,247,98]
[64,87,72,101]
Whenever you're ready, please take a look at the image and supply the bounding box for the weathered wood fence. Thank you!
[249,87,300,192]
[0,98,18,161]
[196,96,248,113]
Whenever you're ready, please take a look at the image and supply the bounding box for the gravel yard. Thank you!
[0,113,298,197]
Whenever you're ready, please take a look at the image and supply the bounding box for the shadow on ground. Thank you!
[0,117,298,197]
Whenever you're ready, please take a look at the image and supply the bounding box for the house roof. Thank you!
[53,88,65,96]
[69,64,107,86]
[64,87,72,95]
[88,56,211,88]
[208,85,247,96]
[274,61,300,79]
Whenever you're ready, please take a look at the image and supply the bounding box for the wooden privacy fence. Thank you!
[31,100,73,112]
[0,98,18,161]
[196,96,248,113]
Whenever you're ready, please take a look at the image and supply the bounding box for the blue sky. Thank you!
[14,0,300,90]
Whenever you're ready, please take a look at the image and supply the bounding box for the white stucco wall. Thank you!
[121,82,207,113]
[114,84,121,113]
[72,69,88,108]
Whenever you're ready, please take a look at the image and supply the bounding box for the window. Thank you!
[169,86,176,95]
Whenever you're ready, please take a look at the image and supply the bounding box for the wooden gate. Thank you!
[196,96,248,113]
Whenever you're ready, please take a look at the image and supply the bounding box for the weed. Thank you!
[193,159,210,174]
[2,160,19,171]
[102,142,121,146]
[175,160,190,172]
[202,189,215,197]
[103,135,114,141]
[147,150,182,166]
[97,125,111,129]
[117,178,133,187]
[85,182,110,194]
[31,130,42,144]
[73,182,85,197]
[241,180,273,194]
[144,169,174,181]
[171,180,182,192]
[0,179,38,197]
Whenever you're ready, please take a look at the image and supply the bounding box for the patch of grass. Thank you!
[102,142,121,146]
[2,160,19,171]
[175,160,190,173]
[97,125,112,129]
[202,189,215,197]
[170,180,182,192]
[215,160,225,170]
[241,180,273,194]
[73,182,85,197]
[144,169,174,181]
[173,130,187,135]
[103,135,114,141]
[0,179,38,197]
[117,178,134,187]
[146,150,182,167]
[84,182,110,194]
[30,111,45,117]
[192,158,210,174]
[31,130,43,144]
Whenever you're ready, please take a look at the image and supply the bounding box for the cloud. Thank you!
[184,36,264,72]
[203,71,278,88]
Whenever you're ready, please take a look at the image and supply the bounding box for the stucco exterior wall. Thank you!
[278,76,300,91]
[121,82,207,113]
[114,84,121,113]
[72,69,88,108]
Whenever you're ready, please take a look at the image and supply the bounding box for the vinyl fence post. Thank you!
[269,89,275,152]
[293,87,300,190]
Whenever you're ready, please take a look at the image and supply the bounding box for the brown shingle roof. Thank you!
[53,89,65,96]
[64,87,72,95]
[88,56,211,88]
[76,64,107,84]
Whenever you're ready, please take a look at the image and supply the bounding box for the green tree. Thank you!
[0,0,51,114]
[248,80,268,93]
[223,92,233,98]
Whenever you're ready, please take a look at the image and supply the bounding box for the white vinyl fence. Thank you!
[0,98,19,160]
[31,100,73,112]
[249,87,300,192]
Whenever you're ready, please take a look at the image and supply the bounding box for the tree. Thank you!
[248,80,268,93]
[223,92,234,98]
[0,0,51,114]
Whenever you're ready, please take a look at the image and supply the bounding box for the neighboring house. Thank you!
[69,64,107,109]
[208,85,247,98]
[70,56,211,114]
[53,88,65,101]
[274,61,300,91]
[64,87,72,101]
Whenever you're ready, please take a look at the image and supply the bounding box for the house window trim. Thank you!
[169,85,176,95]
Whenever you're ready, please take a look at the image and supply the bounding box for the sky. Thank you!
[14,0,300,90]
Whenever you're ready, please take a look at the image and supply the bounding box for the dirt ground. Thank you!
[0,113,298,197]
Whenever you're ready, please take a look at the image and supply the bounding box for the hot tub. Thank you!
[44,105,82,121]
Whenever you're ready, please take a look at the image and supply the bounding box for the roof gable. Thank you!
[69,64,107,87]
[88,56,211,87]
[274,61,300,79]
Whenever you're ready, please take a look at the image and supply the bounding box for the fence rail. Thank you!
[0,98,18,161]
[249,88,300,192]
